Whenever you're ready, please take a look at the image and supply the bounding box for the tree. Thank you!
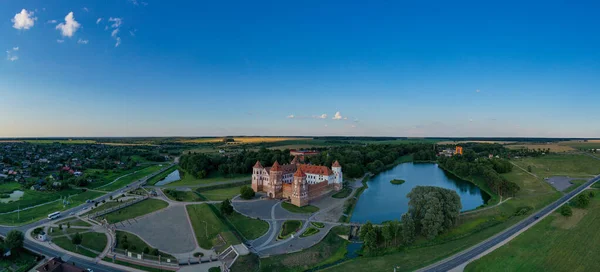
[573,194,590,208]
[406,186,462,240]
[401,213,415,245]
[143,247,150,254]
[72,232,82,246]
[221,199,234,215]
[559,205,572,217]
[240,185,255,200]
[5,230,24,250]
[364,229,378,252]
[527,165,532,172]
[151,248,159,256]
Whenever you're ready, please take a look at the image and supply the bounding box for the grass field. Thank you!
[101,199,168,223]
[260,226,349,271]
[214,203,269,240]
[115,230,175,259]
[82,199,134,216]
[231,254,260,272]
[331,187,352,199]
[281,202,319,214]
[300,227,320,237]
[197,186,243,201]
[56,218,92,227]
[186,204,240,249]
[53,234,101,258]
[466,191,600,271]
[80,232,109,252]
[512,154,600,178]
[147,165,179,185]
[0,190,104,225]
[559,140,600,150]
[163,168,250,187]
[0,182,22,194]
[97,164,165,191]
[279,220,302,239]
[162,189,201,202]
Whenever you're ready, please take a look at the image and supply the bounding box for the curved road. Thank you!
[0,163,175,272]
[422,174,600,272]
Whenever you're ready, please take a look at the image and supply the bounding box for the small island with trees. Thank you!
[390,179,406,185]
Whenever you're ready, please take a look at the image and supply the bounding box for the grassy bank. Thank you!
[115,230,175,259]
[98,164,165,191]
[165,168,250,187]
[186,204,240,249]
[147,165,179,185]
[466,191,600,271]
[101,199,168,223]
[214,203,269,240]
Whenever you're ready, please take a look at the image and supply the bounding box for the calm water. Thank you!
[155,170,181,186]
[351,163,489,224]
[0,190,24,203]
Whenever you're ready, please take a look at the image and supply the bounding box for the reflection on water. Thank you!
[351,163,489,224]
[155,170,181,186]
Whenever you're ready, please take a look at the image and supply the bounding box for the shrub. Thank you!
[193,252,204,258]
[143,247,150,254]
[240,185,255,200]
[208,267,221,272]
[151,248,159,256]
[559,205,572,217]
[572,193,590,208]
[513,206,534,216]
[130,245,137,251]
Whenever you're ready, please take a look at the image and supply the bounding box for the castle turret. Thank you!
[291,168,308,207]
[252,160,263,192]
[332,160,342,191]
[268,161,283,199]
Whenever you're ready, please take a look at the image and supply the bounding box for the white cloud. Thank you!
[109,17,122,28]
[77,39,89,44]
[56,39,64,43]
[96,18,102,24]
[6,48,19,61]
[56,12,81,37]
[312,114,327,119]
[324,124,328,127]
[12,9,37,30]
[108,18,123,47]
[83,7,89,12]
[476,89,480,93]
[286,114,295,119]
[332,111,343,120]
[47,19,57,24]
[343,117,348,120]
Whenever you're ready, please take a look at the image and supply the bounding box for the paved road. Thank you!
[422,174,600,272]
[0,163,175,272]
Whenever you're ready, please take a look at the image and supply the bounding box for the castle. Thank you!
[251,158,342,207]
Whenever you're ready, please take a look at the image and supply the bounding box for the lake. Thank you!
[155,170,182,186]
[350,162,489,224]
[0,190,24,203]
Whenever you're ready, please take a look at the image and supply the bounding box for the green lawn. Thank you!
[162,189,201,202]
[81,232,109,252]
[279,220,302,239]
[53,236,99,258]
[260,226,349,271]
[0,188,81,213]
[98,165,165,191]
[166,168,250,187]
[101,199,168,223]
[186,204,240,249]
[115,230,175,259]
[197,186,243,201]
[512,154,600,178]
[231,254,260,272]
[300,227,319,237]
[281,202,319,214]
[147,165,179,185]
[0,182,21,194]
[0,190,104,226]
[311,222,325,228]
[214,204,269,240]
[87,165,151,189]
[55,218,92,227]
[466,191,600,272]
[331,187,352,199]
[102,257,172,272]
[82,199,134,216]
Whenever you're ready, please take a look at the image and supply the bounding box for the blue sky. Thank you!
[2,0,600,137]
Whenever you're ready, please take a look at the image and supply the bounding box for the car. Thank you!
[69,212,74,216]
[534,215,540,220]
[86,269,94,272]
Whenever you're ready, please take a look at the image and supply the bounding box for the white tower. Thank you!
[332,160,342,190]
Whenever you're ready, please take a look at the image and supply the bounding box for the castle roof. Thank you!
[271,161,281,171]
[332,160,341,167]
[290,156,298,164]
[253,160,263,168]
[294,168,306,177]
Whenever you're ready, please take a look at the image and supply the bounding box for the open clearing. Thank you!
[197,185,243,201]
[466,192,600,272]
[186,204,240,249]
[511,154,600,178]
[101,198,168,224]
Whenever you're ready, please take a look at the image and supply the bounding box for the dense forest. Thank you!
[437,147,520,197]
[179,143,438,179]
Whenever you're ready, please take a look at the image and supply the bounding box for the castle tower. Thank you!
[252,160,263,192]
[332,160,343,191]
[268,161,283,199]
[291,168,308,207]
